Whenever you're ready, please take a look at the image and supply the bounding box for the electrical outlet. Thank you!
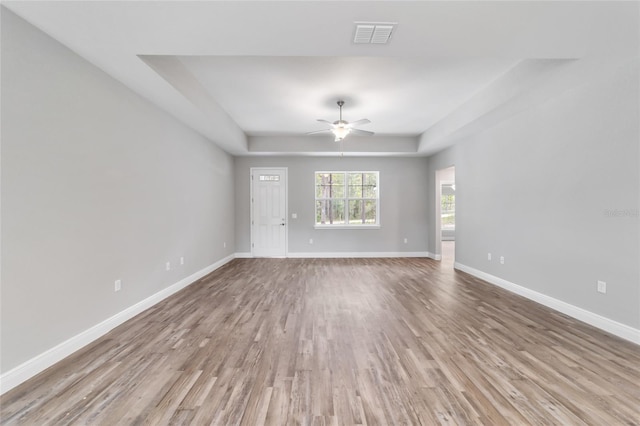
[309,238,313,244]
[500,256,505,265]
[114,279,121,292]
[488,253,492,261]
[180,257,184,265]
[404,238,408,244]
[166,262,171,271]
[292,213,297,219]
[597,280,607,294]
[223,242,226,248]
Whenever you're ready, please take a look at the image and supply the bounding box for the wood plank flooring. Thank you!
[1,257,639,425]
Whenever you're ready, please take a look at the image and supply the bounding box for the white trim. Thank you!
[0,254,235,395]
[235,252,436,259]
[427,252,442,260]
[288,251,430,258]
[314,225,381,230]
[314,171,380,228]
[454,262,640,345]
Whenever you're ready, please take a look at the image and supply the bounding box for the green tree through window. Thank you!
[441,194,455,227]
[315,171,379,226]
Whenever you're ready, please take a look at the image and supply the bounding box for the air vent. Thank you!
[371,25,394,44]
[353,22,397,44]
[353,25,375,44]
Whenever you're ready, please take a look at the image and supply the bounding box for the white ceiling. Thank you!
[4,1,639,156]
[178,56,517,136]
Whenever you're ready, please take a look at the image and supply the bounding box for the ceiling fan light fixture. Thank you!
[306,100,373,140]
[332,126,351,142]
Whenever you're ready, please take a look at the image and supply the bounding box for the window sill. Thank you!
[314,225,381,230]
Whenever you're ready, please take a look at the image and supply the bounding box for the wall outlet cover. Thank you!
[597,280,607,294]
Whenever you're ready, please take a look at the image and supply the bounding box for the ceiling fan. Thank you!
[307,100,374,142]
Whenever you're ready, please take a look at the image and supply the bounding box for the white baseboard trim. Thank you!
[0,254,235,395]
[234,252,253,258]
[427,252,442,260]
[287,251,431,258]
[454,262,640,345]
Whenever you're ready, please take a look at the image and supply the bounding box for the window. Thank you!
[315,171,379,227]
[259,174,280,181]
[441,188,455,231]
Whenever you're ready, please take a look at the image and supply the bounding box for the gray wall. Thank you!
[1,10,235,373]
[428,59,640,329]
[234,156,430,254]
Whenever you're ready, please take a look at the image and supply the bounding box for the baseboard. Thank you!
[0,254,235,395]
[454,262,640,345]
[287,251,431,258]
[236,251,435,259]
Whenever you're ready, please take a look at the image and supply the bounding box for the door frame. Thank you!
[435,165,455,262]
[250,167,288,257]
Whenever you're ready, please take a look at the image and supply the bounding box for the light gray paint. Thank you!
[1,10,235,373]
[428,59,639,329]
[418,59,576,155]
[140,55,248,154]
[235,156,429,254]
[248,136,419,155]
[442,231,455,241]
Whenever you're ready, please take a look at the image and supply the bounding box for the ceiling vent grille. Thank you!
[353,22,397,44]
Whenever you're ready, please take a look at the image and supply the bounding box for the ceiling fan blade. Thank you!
[346,119,371,128]
[306,128,332,135]
[309,103,373,137]
[349,129,375,136]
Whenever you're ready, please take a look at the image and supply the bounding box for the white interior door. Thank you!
[251,168,287,257]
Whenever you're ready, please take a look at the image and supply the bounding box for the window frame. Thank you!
[314,170,380,229]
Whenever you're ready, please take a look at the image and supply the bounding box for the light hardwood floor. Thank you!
[1,258,639,425]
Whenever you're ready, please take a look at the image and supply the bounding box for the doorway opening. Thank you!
[435,166,455,266]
